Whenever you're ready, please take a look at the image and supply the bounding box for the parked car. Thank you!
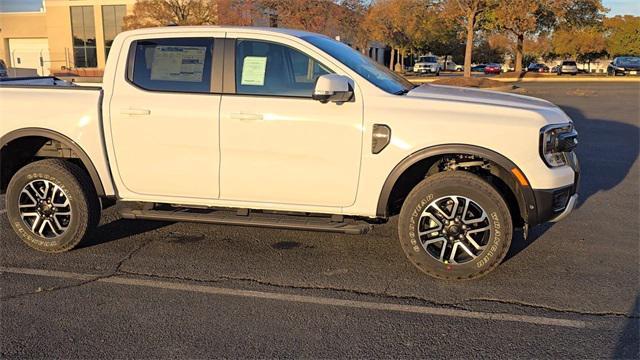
[556,60,578,75]
[607,56,640,76]
[471,64,486,72]
[442,60,463,71]
[0,59,8,78]
[413,55,440,76]
[0,26,579,280]
[527,63,549,73]
[483,63,502,74]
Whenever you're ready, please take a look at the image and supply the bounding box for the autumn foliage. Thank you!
[124,0,639,75]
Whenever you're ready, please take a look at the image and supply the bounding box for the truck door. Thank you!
[218,36,363,207]
[108,35,222,200]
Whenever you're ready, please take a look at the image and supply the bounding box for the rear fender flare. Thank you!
[1,128,106,196]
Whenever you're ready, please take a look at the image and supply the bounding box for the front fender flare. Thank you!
[376,144,538,225]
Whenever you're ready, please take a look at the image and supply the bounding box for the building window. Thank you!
[102,5,126,59]
[70,6,97,68]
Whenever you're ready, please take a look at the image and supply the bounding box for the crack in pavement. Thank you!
[100,269,474,312]
[0,273,107,301]
[0,237,157,301]
[2,233,637,321]
[2,266,637,322]
[455,298,640,319]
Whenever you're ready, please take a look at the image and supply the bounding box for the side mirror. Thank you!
[312,74,353,103]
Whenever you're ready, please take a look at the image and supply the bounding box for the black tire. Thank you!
[398,171,513,280]
[6,159,100,252]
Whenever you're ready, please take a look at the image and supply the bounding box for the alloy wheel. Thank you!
[18,179,72,238]
[417,195,491,264]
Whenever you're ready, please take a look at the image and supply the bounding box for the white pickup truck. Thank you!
[0,26,579,280]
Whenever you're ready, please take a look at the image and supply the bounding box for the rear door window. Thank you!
[128,37,214,93]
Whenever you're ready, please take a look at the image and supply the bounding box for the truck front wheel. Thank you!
[398,171,512,280]
[6,159,100,252]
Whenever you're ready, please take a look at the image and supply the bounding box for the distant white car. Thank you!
[557,60,578,75]
[413,55,440,75]
[442,60,463,71]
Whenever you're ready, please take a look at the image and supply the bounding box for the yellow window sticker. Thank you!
[241,56,267,86]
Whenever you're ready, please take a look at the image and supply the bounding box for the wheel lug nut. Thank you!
[448,236,454,241]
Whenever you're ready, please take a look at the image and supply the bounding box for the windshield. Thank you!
[563,61,576,66]
[302,35,415,95]
[418,56,438,63]
[618,57,640,66]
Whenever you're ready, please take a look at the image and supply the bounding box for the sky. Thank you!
[0,0,639,15]
[603,0,640,16]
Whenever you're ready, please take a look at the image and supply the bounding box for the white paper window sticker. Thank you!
[241,56,267,86]
[150,46,206,82]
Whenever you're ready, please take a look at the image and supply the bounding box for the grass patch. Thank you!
[431,77,505,88]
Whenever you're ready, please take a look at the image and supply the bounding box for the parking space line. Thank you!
[1,266,589,329]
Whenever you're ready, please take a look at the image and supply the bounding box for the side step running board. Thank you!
[119,208,373,235]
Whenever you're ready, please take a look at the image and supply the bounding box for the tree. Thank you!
[443,0,497,77]
[488,0,606,72]
[605,15,640,57]
[363,0,419,71]
[217,0,264,26]
[124,0,218,29]
[473,36,505,64]
[552,26,606,70]
[557,0,606,28]
[260,0,342,36]
[490,0,544,73]
[336,0,371,51]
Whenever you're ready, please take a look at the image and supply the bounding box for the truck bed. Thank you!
[0,76,85,87]
[0,84,114,195]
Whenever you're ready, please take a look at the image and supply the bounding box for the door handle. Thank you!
[230,112,263,121]
[120,108,151,116]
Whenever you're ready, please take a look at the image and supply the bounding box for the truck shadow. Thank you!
[506,105,639,261]
[614,293,640,358]
[78,219,172,249]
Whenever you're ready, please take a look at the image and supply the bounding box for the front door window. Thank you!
[235,39,331,97]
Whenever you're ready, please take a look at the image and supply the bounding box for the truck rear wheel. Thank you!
[398,171,512,280]
[5,159,100,252]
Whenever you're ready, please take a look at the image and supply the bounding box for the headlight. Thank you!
[539,124,578,167]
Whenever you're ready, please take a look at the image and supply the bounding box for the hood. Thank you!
[406,84,557,111]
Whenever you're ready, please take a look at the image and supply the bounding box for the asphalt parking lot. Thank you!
[1,82,638,358]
